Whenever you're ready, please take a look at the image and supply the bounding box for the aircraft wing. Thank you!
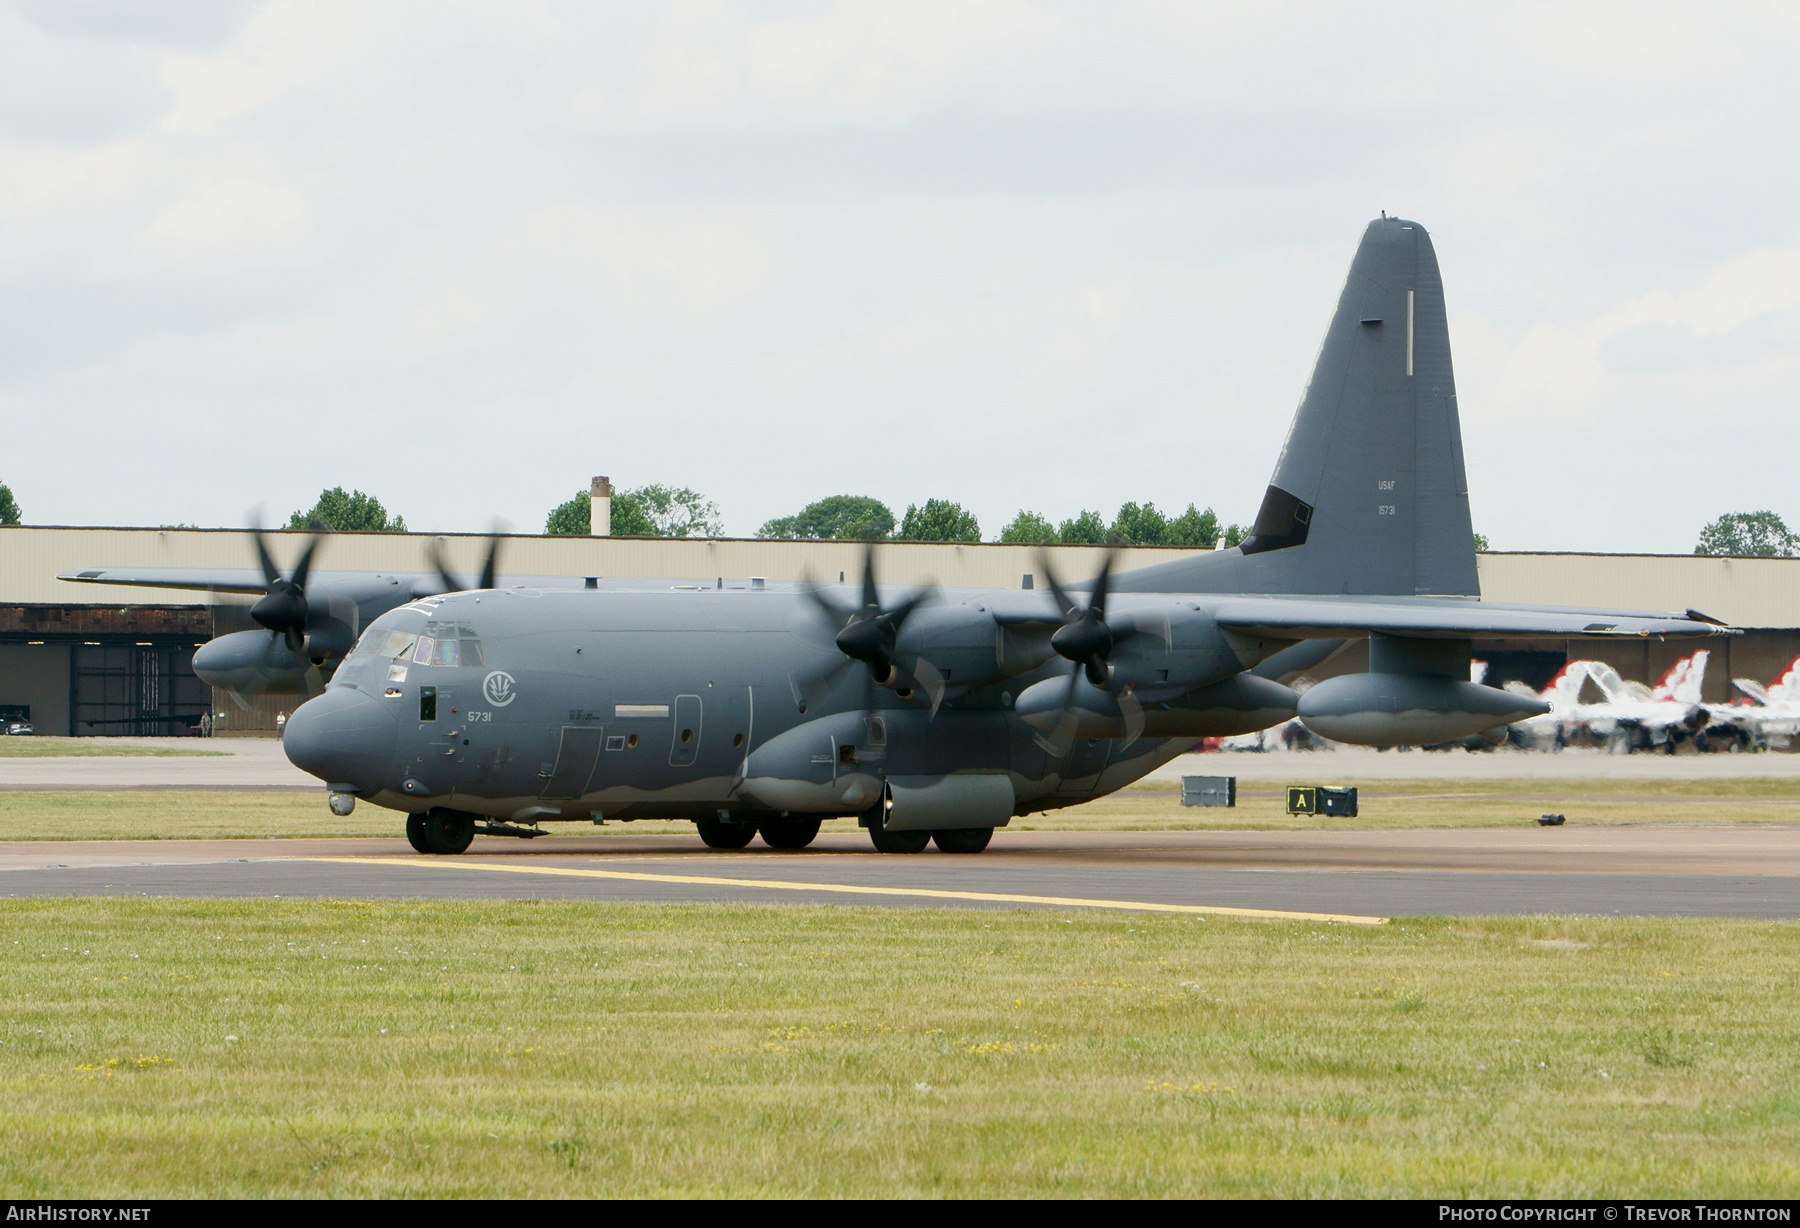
[58,566,275,595]
[1211,597,1732,641]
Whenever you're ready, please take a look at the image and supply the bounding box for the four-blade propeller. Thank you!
[796,546,945,713]
[248,525,325,653]
[427,533,502,595]
[1031,550,1148,753]
[1042,550,1117,687]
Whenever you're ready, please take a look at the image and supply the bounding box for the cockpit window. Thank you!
[351,628,420,659]
[376,620,486,668]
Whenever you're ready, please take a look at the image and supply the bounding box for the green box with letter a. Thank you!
[1286,785,1358,817]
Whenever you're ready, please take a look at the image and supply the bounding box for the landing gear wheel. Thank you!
[864,804,929,854]
[696,816,757,849]
[758,818,821,850]
[405,814,430,854]
[931,827,993,855]
[423,810,475,855]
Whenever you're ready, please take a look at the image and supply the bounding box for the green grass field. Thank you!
[1030,776,1800,831]
[0,779,1795,842]
[0,739,223,758]
[1,899,1795,1197]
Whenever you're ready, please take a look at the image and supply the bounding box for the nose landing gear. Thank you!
[406,809,475,855]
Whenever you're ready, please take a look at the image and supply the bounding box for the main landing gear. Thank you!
[929,828,993,855]
[695,815,757,849]
[695,814,823,850]
[861,802,993,854]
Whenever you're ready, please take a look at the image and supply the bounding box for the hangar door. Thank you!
[72,643,210,736]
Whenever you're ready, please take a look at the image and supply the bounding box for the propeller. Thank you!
[426,531,503,594]
[248,522,327,654]
[793,545,934,713]
[1031,550,1147,754]
[1042,550,1117,687]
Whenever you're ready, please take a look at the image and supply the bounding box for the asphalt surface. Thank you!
[6,739,1800,790]
[5,827,1799,920]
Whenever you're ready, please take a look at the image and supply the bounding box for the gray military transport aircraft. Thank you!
[119,218,1744,856]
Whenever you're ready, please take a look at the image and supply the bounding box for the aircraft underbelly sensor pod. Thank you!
[116,217,1743,855]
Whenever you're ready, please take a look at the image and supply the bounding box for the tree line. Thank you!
[10,473,1795,558]
[746,494,1247,546]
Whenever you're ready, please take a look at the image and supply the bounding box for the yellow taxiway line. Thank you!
[298,856,1389,925]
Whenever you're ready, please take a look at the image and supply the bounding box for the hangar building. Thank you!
[1,525,1796,736]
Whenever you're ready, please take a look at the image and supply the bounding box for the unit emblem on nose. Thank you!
[483,671,517,707]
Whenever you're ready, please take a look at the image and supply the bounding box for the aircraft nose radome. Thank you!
[283,687,398,786]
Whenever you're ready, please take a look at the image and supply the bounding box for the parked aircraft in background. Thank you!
[1708,654,1800,750]
[1501,661,1604,751]
[1503,653,1712,752]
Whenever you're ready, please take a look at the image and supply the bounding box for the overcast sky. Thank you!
[3,1,1797,551]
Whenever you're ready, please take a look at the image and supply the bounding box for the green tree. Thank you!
[758,495,894,541]
[606,490,658,536]
[997,510,1057,544]
[1057,510,1106,545]
[0,482,19,526]
[1473,532,1490,551]
[1222,523,1247,549]
[545,493,591,535]
[1108,501,1170,545]
[288,487,405,532]
[1165,504,1220,547]
[1695,511,1798,558]
[544,485,713,537]
[623,485,722,537]
[899,499,980,542]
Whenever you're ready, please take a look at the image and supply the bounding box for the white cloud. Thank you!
[132,177,316,263]
[3,0,1800,550]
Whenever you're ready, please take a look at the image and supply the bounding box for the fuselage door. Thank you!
[669,694,702,767]
[541,725,604,799]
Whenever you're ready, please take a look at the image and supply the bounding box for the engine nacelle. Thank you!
[1015,672,1298,739]
[1297,673,1550,746]
[881,773,1015,831]
[737,711,885,814]
[193,630,312,698]
[1141,674,1299,738]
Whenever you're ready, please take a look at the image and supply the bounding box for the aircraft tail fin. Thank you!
[1541,661,1595,709]
[1119,217,1478,597]
[1765,654,1800,703]
[1734,677,1772,705]
[1651,651,1709,705]
[1588,663,1637,705]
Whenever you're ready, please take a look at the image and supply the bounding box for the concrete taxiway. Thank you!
[5,826,1798,920]
[5,741,1799,791]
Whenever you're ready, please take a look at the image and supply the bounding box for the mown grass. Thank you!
[0,899,1795,1197]
[0,739,223,758]
[1020,775,1800,831]
[1,780,1796,843]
